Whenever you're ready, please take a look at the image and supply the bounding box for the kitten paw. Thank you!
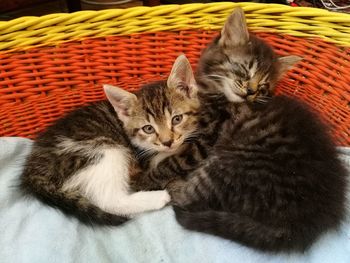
[167,179,189,206]
[153,190,171,209]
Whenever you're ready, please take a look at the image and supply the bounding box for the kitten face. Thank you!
[125,81,200,153]
[196,8,301,103]
[198,37,283,103]
[104,55,200,154]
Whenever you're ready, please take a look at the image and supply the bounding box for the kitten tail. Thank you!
[173,207,325,252]
[20,179,128,226]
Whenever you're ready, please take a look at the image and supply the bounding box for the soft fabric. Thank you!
[1,137,350,263]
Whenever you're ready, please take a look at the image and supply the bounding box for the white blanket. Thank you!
[1,137,350,263]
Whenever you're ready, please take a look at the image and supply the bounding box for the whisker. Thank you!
[207,74,227,80]
[184,135,200,140]
[257,95,272,102]
[184,131,201,143]
[135,149,155,160]
[255,97,270,104]
[231,84,246,96]
[184,137,200,143]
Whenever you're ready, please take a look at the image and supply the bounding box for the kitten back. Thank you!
[20,101,131,226]
[172,95,347,252]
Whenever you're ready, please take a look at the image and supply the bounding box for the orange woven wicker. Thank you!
[0,29,349,145]
[1,29,349,145]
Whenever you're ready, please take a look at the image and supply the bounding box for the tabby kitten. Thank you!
[196,7,301,103]
[145,9,346,252]
[132,57,231,191]
[138,8,300,191]
[170,96,347,252]
[20,56,201,226]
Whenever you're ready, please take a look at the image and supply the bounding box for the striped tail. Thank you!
[173,206,323,252]
[20,179,127,226]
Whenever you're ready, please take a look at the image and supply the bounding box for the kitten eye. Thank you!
[260,89,268,96]
[172,115,183,125]
[177,83,188,89]
[259,84,269,95]
[142,125,155,134]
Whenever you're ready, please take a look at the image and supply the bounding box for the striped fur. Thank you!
[137,7,300,190]
[170,96,347,252]
[20,55,201,226]
[139,7,301,192]
[134,92,230,191]
[196,8,300,104]
[143,9,347,252]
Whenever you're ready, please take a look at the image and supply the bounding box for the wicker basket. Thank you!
[0,3,349,145]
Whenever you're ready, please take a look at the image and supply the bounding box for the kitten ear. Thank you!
[103,84,137,122]
[277,55,302,78]
[219,7,249,47]
[167,54,198,98]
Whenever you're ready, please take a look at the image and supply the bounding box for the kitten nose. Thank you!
[247,87,255,95]
[161,140,173,147]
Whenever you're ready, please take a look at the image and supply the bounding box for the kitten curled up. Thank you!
[20,56,201,226]
[170,95,348,252]
[136,8,347,253]
[167,8,348,253]
[137,6,302,192]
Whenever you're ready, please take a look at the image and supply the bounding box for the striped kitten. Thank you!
[196,7,301,103]
[20,56,201,226]
[139,8,300,190]
[170,95,347,252]
[165,9,347,252]
[142,9,347,252]
[134,55,231,190]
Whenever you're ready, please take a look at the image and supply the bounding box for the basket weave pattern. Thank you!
[0,3,349,146]
[0,3,349,50]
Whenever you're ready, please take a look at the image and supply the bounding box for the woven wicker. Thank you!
[0,3,349,146]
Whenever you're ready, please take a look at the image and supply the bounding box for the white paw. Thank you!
[154,190,171,210]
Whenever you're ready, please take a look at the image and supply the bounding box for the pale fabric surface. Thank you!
[1,137,350,263]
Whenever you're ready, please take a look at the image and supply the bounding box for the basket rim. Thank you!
[0,2,349,52]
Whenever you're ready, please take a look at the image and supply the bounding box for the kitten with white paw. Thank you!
[20,56,201,226]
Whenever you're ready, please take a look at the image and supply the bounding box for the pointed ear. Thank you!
[167,54,198,98]
[219,7,249,48]
[277,55,302,79]
[103,84,137,122]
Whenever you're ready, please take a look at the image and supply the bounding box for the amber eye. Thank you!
[172,115,183,125]
[142,125,155,134]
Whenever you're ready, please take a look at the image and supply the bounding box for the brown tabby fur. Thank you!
[20,56,201,226]
[170,96,347,252]
[140,8,347,252]
[138,7,299,191]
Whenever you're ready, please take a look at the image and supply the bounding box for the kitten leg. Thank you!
[142,143,207,190]
[63,147,170,217]
[167,179,191,206]
[167,167,213,206]
[130,170,165,191]
[110,190,171,216]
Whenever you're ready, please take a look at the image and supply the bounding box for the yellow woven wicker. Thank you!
[0,2,349,51]
[0,3,349,145]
